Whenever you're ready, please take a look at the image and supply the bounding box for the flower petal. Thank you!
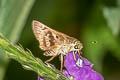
[38,76,43,80]
[64,52,104,80]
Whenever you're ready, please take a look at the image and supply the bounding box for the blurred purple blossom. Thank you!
[38,51,104,80]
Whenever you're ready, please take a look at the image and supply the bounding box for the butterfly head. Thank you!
[71,40,83,55]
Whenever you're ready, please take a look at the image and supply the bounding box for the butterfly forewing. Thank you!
[32,20,66,51]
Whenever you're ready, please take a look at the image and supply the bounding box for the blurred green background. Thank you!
[0,0,120,80]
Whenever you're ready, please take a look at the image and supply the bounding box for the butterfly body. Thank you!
[32,20,83,71]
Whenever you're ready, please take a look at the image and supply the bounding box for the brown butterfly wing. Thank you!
[32,20,65,51]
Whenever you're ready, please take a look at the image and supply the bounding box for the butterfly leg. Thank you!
[78,51,82,59]
[45,56,56,63]
[73,51,77,61]
[60,54,64,72]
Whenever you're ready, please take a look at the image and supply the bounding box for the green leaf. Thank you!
[103,7,120,36]
[0,0,35,42]
[103,0,120,36]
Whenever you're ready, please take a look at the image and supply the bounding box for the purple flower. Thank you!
[63,51,104,80]
[38,52,104,80]
[38,76,43,80]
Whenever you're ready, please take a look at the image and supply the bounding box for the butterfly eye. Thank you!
[56,36,59,38]
[74,45,78,49]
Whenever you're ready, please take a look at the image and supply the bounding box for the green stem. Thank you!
[0,33,69,80]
